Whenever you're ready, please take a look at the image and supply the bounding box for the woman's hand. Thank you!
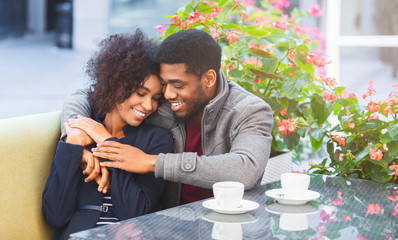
[68,116,112,143]
[64,122,94,146]
[80,148,110,193]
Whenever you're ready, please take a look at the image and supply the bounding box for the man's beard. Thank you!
[175,90,208,123]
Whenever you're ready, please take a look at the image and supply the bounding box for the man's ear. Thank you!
[204,69,217,88]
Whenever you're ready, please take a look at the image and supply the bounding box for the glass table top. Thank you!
[69,174,398,240]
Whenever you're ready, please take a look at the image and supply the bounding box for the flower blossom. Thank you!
[270,0,290,11]
[178,21,185,30]
[269,14,291,32]
[365,203,382,217]
[362,79,377,99]
[277,118,297,135]
[308,2,323,17]
[367,101,381,113]
[287,50,297,61]
[306,50,329,68]
[331,191,343,206]
[369,146,383,161]
[332,135,346,146]
[368,113,379,121]
[294,23,310,35]
[357,234,369,240]
[343,216,351,222]
[338,153,344,162]
[322,90,338,102]
[209,27,220,38]
[170,16,178,23]
[153,24,166,35]
[393,203,398,216]
[209,7,219,19]
[322,77,337,89]
[280,109,287,116]
[388,165,398,181]
[256,78,262,83]
[347,123,355,129]
[226,30,243,44]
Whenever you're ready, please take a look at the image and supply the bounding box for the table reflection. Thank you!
[70,174,398,240]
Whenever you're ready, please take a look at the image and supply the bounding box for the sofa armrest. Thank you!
[0,111,61,239]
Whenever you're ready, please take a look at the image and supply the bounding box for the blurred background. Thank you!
[0,0,397,119]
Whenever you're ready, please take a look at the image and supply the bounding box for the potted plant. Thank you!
[154,0,398,183]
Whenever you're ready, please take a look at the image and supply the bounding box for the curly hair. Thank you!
[86,29,159,117]
[155,29,221,80]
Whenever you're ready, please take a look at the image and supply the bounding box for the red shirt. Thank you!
[180,121,213,204]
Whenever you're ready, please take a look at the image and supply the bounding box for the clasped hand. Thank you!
[64,118,111,193]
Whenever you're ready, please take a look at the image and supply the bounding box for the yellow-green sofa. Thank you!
[0,111,60,240]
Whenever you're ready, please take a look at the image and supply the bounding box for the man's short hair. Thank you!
[155,29,221,79]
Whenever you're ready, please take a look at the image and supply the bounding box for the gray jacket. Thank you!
[61,71,273,208]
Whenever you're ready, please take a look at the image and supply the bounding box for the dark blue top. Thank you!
[42,121,174,240]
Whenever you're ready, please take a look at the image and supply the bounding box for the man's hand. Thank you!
[64,122,94,146]
[68,116,112,143]
[80,148,110,193]
[92,141,157,174]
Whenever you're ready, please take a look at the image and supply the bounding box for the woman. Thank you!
[42,29,173,240]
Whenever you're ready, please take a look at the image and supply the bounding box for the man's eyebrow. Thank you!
[168,79,183,84]
[140,86,150,92]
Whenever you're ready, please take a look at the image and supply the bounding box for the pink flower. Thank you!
[369,146,383,161]
[331,191,343,206]
[269,14,291,31]
[322,90,338,102]
[332,135,346,146]
[338,153,344,162]
[170,16,178,23]
[226,30,243,44]
[256,78,262,83]
[270,0,290,11]
[280,109,287,116]
[153,24,166,35]
[347,123,355,129]
[277,118,297,135]
[365,204,381,217]
[287,50,297,61]
[209,7,219,19]
[388,165,398,181]
[178,21,185,30]
[322,77,337,89]
[367,101,381,113]
[362,79,377,99]
[393,203,398,216]
[357,234,368,240]
[209,27,220,38]
[343,216,351,222]
[308,2,323,17]
[368,113,379,121]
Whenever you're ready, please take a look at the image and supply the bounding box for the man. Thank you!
[61,29,273,208]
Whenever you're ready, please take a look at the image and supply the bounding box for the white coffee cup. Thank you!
[280,173,310,198]
[213,181,244,209]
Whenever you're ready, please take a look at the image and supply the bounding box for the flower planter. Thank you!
[261,151,292,184]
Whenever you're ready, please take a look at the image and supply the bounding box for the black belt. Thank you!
[76,205,117,215]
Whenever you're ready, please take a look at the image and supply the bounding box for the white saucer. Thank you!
[202,199,259,214]
[265,189,320,205]
[202,211,258,224]
[264,202,319,215]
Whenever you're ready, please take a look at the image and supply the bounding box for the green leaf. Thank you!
[248,68,282,79]
[327,141,335,160]
[371,165,392,182]
[310,94,332,126]
[228,69,243,78]
[282,132,300,150]
[281,76,306,99]
[248,48,274,58]
[220,23,241,30]
[247,29,269,38]
[333,98,358,107]
[388,123,398,138]
[333,86,346,96]
[223,46,233,59]
[387,141,398,159]
[309,128,324,152]
[217,1,234,23]
[262,57,279,73]
[217,0,229,8]
[355,147,370,163]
